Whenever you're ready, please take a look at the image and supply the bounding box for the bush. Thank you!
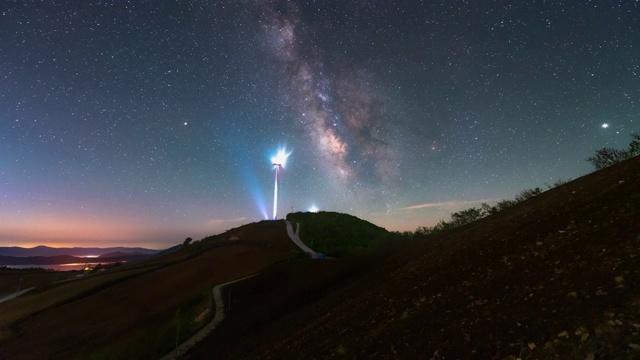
[586,132,640,170]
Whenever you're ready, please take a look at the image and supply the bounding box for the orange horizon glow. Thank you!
[0,205,258,249]
[0,214,228,249]
[1,217,182,249]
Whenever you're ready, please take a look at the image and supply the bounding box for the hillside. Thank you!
[2,157,638,359]
[0,220,298,359]
[189,156,640,359]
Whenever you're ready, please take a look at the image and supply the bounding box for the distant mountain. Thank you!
[0,246,160,257]
[98,251,144,258]
[156,244,183,256]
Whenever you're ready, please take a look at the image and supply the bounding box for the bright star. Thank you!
[602,123,609,129]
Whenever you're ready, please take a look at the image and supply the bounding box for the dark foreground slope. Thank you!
[191,156,640,359]
[0,221,297,359]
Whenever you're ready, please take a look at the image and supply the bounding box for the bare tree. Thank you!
[587,132,640,170]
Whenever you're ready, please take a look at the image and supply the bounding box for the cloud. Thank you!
[398,199,497,211]
[207,217,247,225]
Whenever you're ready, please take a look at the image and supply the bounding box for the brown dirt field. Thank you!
[0,223,297,359]
[0,266,156,334]
[188,156,640,359]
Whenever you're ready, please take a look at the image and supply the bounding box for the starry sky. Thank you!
[1,1,638,249]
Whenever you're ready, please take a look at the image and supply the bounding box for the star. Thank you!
[2,1,638,248]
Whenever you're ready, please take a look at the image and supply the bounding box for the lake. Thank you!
[6,263,113,271]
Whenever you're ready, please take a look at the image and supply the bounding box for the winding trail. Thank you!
[0,287,35,304]
[285,221,318,257]
[159,274,256,360]
[161,221,320,359]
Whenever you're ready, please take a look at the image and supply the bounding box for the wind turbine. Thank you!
[271,148,290,220]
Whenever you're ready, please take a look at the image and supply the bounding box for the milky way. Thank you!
[261,1,398,189]
[1,1,638,247]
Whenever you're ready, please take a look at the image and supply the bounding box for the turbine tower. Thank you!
[271,148,290,220]
[272,162,281,220]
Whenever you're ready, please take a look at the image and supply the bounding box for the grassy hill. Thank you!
[189,156,640,359]
[286,211,395,257]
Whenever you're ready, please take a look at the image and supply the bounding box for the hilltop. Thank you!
[189,156,640,359]
[286,211,394,257]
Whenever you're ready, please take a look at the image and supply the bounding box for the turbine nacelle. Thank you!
[271,148,291,168]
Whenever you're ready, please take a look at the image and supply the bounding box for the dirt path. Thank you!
[285,221,317,256]
[159,274,257,360]
[0,287,35,304]
[163,221,318,359]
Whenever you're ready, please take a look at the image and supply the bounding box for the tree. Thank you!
[586,131,640,170]
[586,147,629,170]
[182,237,193,248]
[629,132,640,154]
[495,199,517,212]
[450,207,484,227]
[432,219,453,233]
[545,178,571,189]
[514,187,542,203]
[481,202,498,216]
[415,226,433,237]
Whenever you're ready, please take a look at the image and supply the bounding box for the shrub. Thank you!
[586,131,640,170]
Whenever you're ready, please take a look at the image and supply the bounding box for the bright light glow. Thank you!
[271,148,291,168]
[308,205,319,212]
[602,123,609,128]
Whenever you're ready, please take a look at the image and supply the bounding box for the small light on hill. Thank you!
[308,205,319,213]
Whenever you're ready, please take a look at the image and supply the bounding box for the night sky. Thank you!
[2,1,638,249]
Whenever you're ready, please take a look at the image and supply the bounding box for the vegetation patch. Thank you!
[286,211,399,257]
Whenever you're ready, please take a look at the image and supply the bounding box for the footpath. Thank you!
[284,221,318,257]
[160,221,320,359]
[0,287,34,304]
[159,274,255,360]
